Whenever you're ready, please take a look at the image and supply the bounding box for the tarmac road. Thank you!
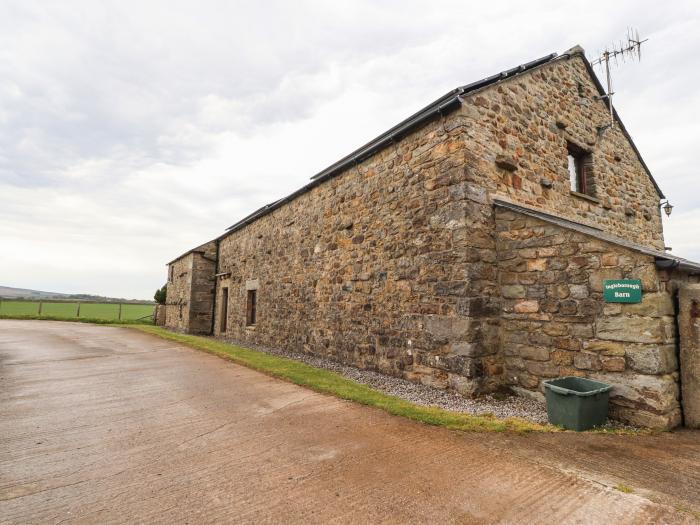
[0,320,697,524]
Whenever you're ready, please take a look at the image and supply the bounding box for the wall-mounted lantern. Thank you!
[661,201,674,217]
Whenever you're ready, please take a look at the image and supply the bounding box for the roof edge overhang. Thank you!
[166,240,216,266]
[493,198,700,273]
[222,52,558,236]
[166,250,203,266]
[218,46,664,243]
[308,53,557,185]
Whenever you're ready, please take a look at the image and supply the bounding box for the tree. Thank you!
[154,284,167,304]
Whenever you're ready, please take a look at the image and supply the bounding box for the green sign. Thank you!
[603,279,642,303]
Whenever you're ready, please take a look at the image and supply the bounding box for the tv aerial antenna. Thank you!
[591,28,648,127]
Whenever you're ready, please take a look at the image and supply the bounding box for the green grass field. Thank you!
[0,300,154,321]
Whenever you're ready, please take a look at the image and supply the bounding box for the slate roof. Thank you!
[166,240,215,266]
[223,52,557,235]
[220,46,663,239]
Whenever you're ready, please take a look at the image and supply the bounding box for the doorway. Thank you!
[220,287,228,333]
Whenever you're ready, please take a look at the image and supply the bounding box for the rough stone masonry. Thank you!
[165,46,700,428]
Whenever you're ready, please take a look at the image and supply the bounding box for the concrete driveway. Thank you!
[0,320,697,524]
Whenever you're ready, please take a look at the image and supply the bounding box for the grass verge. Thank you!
[128,325,554,434]
[0,314,153,325]
[674,505,700,520]
[614,483,634,494]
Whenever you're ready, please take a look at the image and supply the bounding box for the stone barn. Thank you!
[165,241,217,334]
[165,46,700,429]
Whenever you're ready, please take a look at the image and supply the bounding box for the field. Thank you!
[0,300,154,321]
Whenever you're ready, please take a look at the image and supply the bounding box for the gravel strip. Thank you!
[220,337,549,423]
[217,336,637,430]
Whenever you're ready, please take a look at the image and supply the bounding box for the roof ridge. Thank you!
[225,51,560,233]
[220,47,663,238]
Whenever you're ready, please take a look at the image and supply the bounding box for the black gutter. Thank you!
[220,95,462,235]
[309,53,557,185]
[655,258,680,271]
[308,94,462,184]
[656,257,700,274]
[223,52,558,234]
[214,48,664,242]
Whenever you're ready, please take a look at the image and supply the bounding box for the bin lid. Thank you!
[543,376,613,397]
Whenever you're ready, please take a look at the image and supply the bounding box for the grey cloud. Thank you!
[1,0,699,298]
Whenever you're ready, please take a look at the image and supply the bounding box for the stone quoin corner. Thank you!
[162,46,700,430]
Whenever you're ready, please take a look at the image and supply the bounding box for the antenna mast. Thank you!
[591,28,648,126]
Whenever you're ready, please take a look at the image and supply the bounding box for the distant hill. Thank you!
[0,286,153,304]
[0,286,66,299]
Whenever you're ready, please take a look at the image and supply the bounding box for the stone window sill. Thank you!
[570,191,600,204]
[245,325,256,331]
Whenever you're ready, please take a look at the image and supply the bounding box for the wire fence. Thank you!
[0,299,155,321]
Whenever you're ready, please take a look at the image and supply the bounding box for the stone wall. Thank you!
[188,250,217,334]
[165,253,194,332]
[214,117,501,394]
[211,50,665,400]
[158,49,692,428]
[165,241,217,334]
[494,207,692,428]
[452,51,664,252]
[155,304,166,326]
[678,284,700,428]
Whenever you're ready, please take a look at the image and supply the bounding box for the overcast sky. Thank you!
[1,1,698,299]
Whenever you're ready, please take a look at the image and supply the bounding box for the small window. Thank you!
[246,290,257,326]
[168,265,174,283]
[567,143,593,196]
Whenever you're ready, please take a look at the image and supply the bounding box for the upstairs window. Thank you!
[246,290,257,326]
[567,143,594,196]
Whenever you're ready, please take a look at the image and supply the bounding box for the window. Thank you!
[246,289,257,326]
[567,143,593,196]
[168,265,174,283]
[220,287,228,332]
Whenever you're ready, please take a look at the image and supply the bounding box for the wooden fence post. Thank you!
[118,303,122,321]
[38,301,43,315]
[76,303,81,317]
